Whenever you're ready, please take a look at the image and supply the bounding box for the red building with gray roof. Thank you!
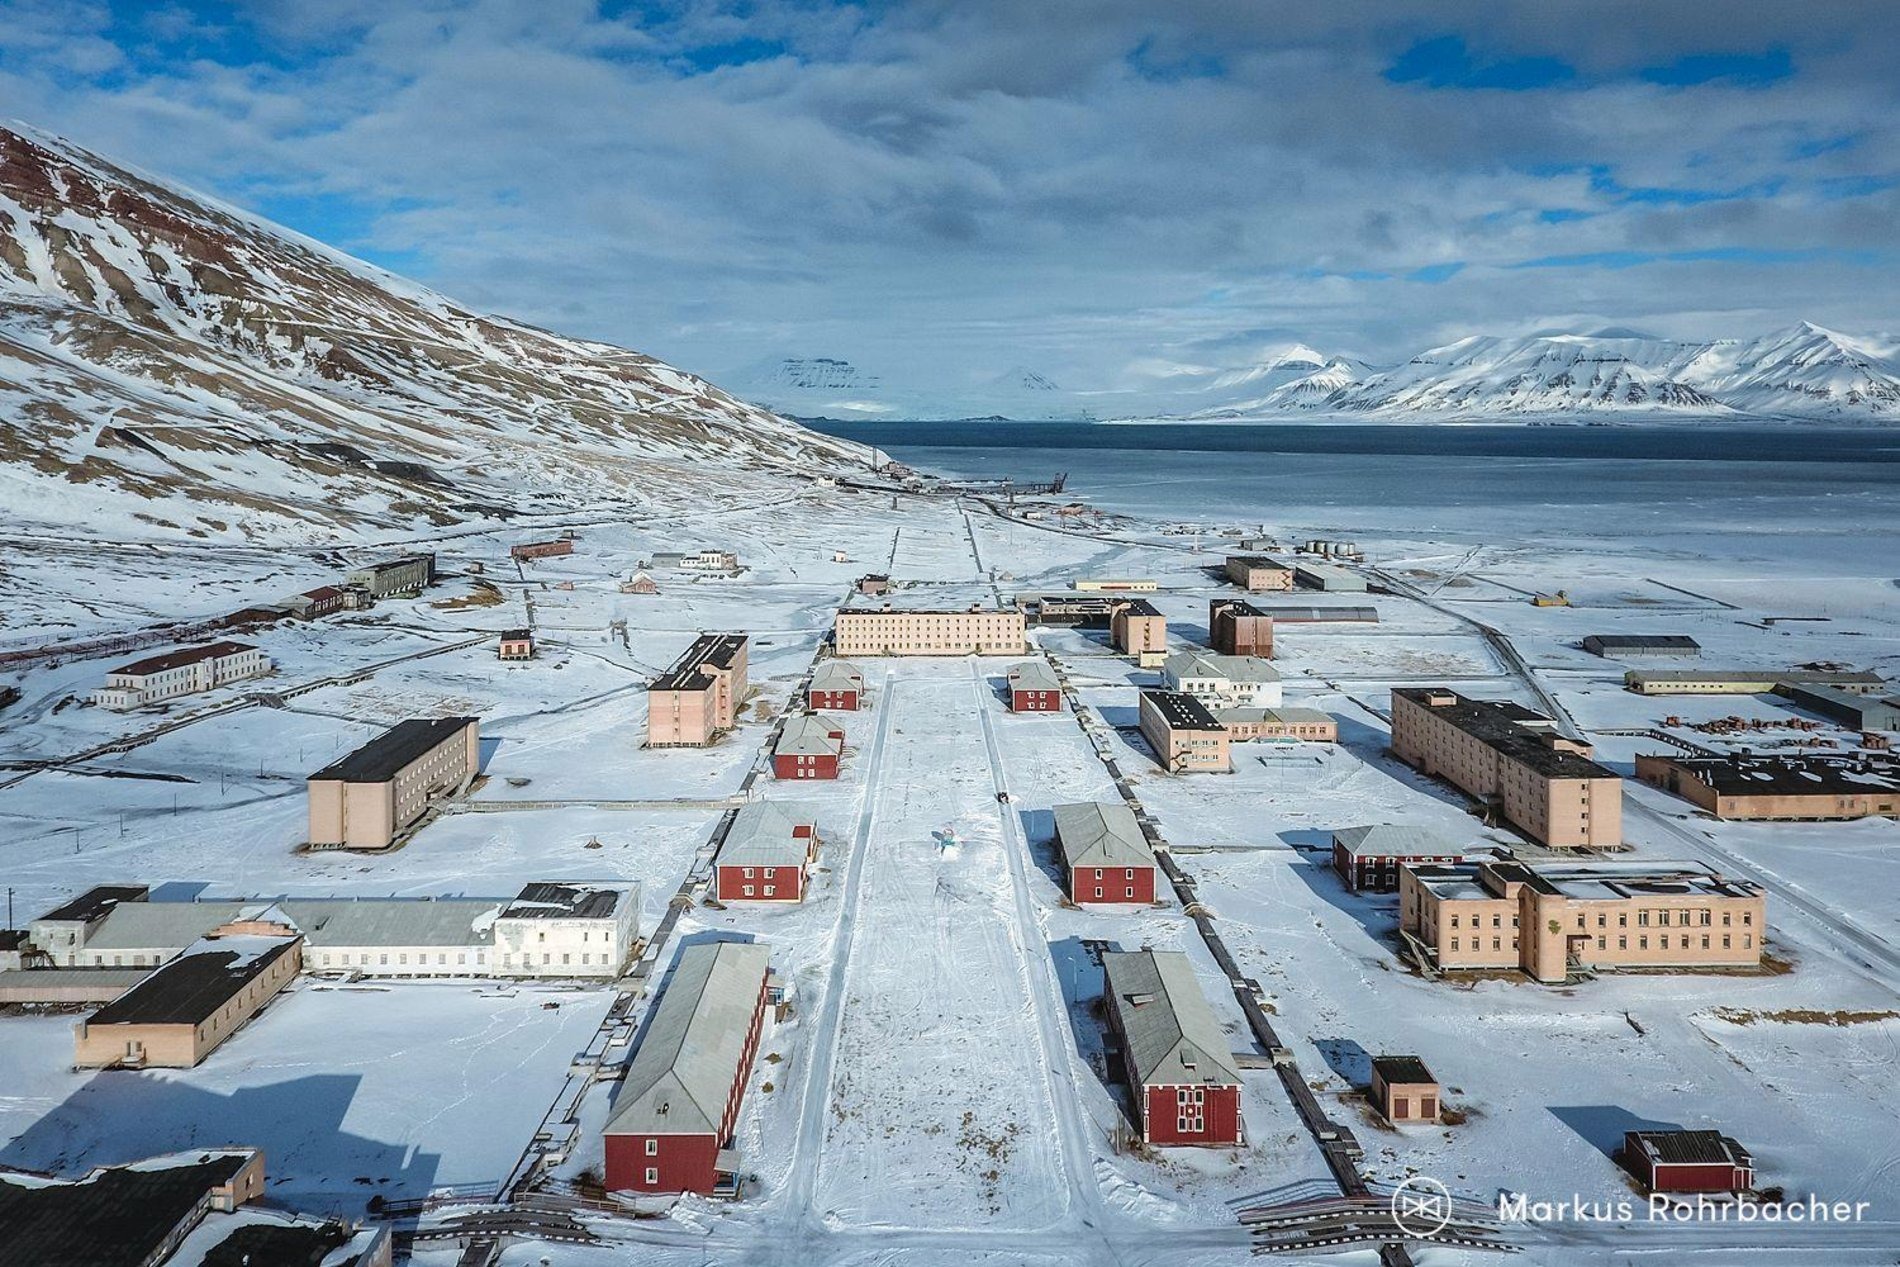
[1101,949,1244,1146]
[1053,802,1156,906]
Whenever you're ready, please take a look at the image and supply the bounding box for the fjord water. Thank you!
[804,420,1900,570]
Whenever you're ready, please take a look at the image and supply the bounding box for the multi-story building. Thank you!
[489,883,642,977]
[807,661,864,710]
[1138,690,1231,773]
[1101,949,1244,1147]
[1216,706,1336,743]
[91,641,271,710]
[715,803,819,902]
[1052,802,1156,906]
[1331,824,1465,894]
[1225,555,1294,592]
[1389,688,1622,848]
[285,585,348,619]
[1161,650,1282,708]
[306,716,481,849]
[772,714,844,780]
[346,553,434,599]
[1635,752,1899,820]
[1398,858,1765,983]
[1208,599,1273,657]
[832,607,1027,657]
[647,634,749,747]
[603,940,773,1195]
[1007,660,1063,712]
[1109,599,1168,667]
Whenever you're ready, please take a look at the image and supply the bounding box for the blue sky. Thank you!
[1,0,1895,390]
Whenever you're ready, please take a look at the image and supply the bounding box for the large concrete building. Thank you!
[346,553,434,599]
[1775,683,1900,733]
[1624,668,1886,696]
[1101,949,1244,1147]
[1635,752,1900,820]
[716,803,819,902]
[307,716,480,849]
[647,634,749,747]
[1581,634,1700,660]
[1225,556,1294,592]
[832,607,1027,657]
[1161,649,1282,708]
[1109,599,1168,667]
[1292,561,1367,592]
[1208,599,1273,657]
[74,922,303,1068]
[27,883,638,979]
[1399,858,1765,983]
[1389,688,1622,848]
[1138,690,1231,773]
[603,940,773,1195]
[91,641,270,711]
[1052,802,1157,906]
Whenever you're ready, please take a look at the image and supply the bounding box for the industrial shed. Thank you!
[1581,634,1701,659]
[1622,1130,1754,1194]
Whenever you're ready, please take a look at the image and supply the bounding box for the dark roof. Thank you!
[1251,605,1379,623]
[500,628,533,640]
[300,586,345,601]
[1645,752,1900,797]
[1584,634,1701,650]
[0,1151,255,1267]
[1113,598,1163,617]
[1210,599,1269,619]
[1226,555,1290,569]
[200,1219,349,1267]
[309,717,476,783]
[1394,688,1619,781]
[0,929,28,951]
[39,885,149,925]
[1141,689,1225,732]
[109,641,256,677]
[88,936,298,1027]
[651,634,747,691]
[1627,1129,1751,1168]
[501,883,621,920]
[1372,1055,1436,1085]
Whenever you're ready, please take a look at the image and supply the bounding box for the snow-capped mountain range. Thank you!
[738,326,1900,424]
[0,124,862,542]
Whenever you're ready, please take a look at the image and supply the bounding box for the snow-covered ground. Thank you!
[3,451,1900,1265]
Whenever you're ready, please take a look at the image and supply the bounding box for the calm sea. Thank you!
[800,420,1900,567]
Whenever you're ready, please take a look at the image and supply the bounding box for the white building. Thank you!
[1160,649,1283,708]
[490,883,642,977]
[91,642,270,710]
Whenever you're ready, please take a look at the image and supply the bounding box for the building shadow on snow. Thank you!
[1548,1105,1682,1161]
[1047,936,1137,1132]
[1312,1037,1372,1086]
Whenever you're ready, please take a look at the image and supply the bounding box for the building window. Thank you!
[645,1167,659,1185]
[646,1139,658,1156]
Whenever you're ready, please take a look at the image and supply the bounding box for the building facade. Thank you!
[1331,824,1465,894]
[1581,634,1701,659]
[772,714,844,780]
[1161,650,1283,708]
[832,608,1027,657]
[307,717,481,849]
[603,941,772,1195]
[1074,578,1157,592]
[1635,752,1899,820]
[1225,556,1294,592]
[716,804,818,902]
[808,661,864,710]
[92,641,271,710]
[1101,950,1244,1147]
[1399,859,1765,983]
[1292,561,1367,592]
[1109,599,1168,667]
[1139,690,1231,773]
[1623,668,1886,696]
[1389,688,1623,848]
[1370,1055,1440,1125]
[498,629,535,660]
[74,926,302,1068]
[1217,706,1336,743]
[1622,1130,1754,1194]
[511,538,575,561]
[1007,660,1063,712]
[1208,599,1273,657]
[1052,802,1156,906]
[647,634,749,747]
[346,554,435,599]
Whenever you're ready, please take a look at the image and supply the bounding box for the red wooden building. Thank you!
[772,715,844,780]
[1330,824,1465,894]
[511,538,574,562]
[715,803,818,902]
[1623,1130,1755,1194]
[807,661,864,711]
[1102,949,1244,1147]
[1007,660,1062,712]
[1053,802,1156,906]
[603,940,772,1195]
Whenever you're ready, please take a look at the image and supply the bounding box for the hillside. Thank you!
[0,124,865,543]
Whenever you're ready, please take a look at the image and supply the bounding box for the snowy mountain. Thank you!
[1668,322,1900,418]
[0,124,863,542]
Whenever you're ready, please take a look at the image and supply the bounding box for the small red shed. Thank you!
[1623,1130,1755,1194]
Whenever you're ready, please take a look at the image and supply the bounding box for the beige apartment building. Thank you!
[1110,599,1169,667]
[1138,689,1232,772]
[1389,688,1622,848]
[1399,858,1765,983]
[646,634,749,746]
[1225,555,1295,592]
[833,607,1027,657]
[307,716,480,849]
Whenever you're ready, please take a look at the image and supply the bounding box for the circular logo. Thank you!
[1391,1174,1454,1239]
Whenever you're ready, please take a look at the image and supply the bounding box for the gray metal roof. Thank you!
[277,899,503,947]
[774,715,843,758]
[1162,650,1280,685]
[1332,824,1464,860]
[1217,706,1333,727]
[1053,802,1155,870]
[77,902,242,949]
[809,661,863,691]
[604,940,771,1137]
[1102,949,1241,1088]
[1008,660,1060,691]
[720,803,817,869]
